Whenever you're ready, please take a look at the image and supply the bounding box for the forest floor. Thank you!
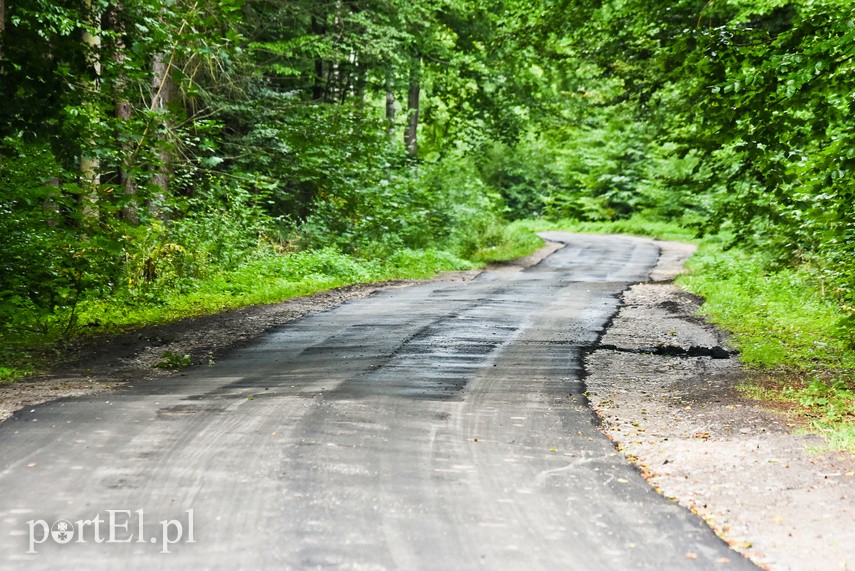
[1,238,852,570]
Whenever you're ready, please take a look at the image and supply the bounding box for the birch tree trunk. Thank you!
[149,52,176,215]
[80,0,101,222]
[386,72,396,144]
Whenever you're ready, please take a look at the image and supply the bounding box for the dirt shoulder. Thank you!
[585,240,855,571]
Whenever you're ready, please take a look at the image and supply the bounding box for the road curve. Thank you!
[0,233,756,570]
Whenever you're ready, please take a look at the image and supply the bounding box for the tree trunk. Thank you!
[0,0,6,60]
[80,0,101,222]
[117,92,137,222]
[404,57,420,159]
[149,52,176,214]
[311,16,326,102]
[385,72,396,144]
[107,3,137,223]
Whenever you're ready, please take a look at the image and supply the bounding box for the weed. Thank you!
[154,352,192,370]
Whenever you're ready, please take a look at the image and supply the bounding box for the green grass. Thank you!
[75,247,491,333]
[0,368,22,384]
[679,238,853,369]
[469,220,547,264]
[515,214,696,242]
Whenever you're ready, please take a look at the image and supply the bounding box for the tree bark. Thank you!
[149,52,176,214]
[80,0,102,222]
[117,91,137,222]
[0,0,6,60]
[385,72,396,144]
[311,15,326,102]
[107,3,137,223]
[404,57,420,159]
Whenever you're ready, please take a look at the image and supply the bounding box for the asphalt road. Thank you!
[0,233,756,570]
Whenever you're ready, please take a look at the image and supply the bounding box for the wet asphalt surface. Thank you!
[0,233,756,570]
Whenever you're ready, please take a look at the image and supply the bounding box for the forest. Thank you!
[1,0,853,439]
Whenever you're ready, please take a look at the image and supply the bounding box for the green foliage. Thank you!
[119,179,273,300]
[0,137,126,335]
[680,238,854,371]
[154,351,192,370]
[478,139,558,220]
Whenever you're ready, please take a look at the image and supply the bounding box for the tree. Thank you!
[0,0,6,59]
[404,56,420,158]
[80,0,102,221]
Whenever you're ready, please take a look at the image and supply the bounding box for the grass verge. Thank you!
[679,235,855,453]
[468,220,548,264]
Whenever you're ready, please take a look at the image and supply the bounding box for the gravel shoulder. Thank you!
[585,239,855,571]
